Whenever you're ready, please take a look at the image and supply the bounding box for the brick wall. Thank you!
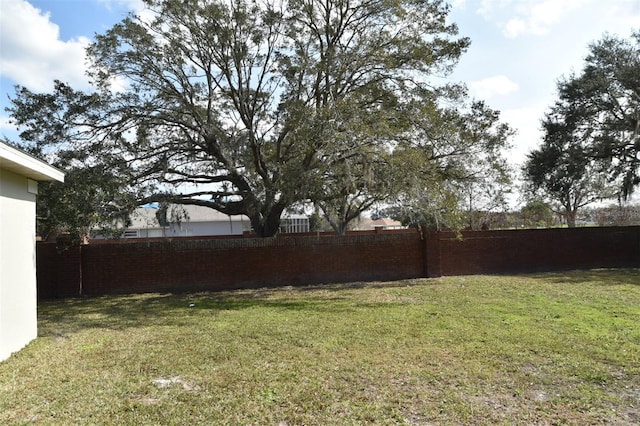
[36,226,639,299]
[37,230,424,298]
[436,227,639,276]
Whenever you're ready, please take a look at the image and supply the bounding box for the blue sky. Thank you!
[1,0,639,169]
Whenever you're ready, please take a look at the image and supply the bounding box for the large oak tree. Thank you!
[9,0,473,237]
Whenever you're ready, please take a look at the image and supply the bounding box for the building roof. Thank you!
[130,204,249,228]
[0,142,64,182]
[370,218,403,228]
[352,217,404,231]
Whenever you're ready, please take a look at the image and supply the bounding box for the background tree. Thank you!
[0,136,135,242]
[523,102,614,227]
[383,100,514,230]
[35,166,135,243]
[544,30,639,200]
[592,203,640,226]
[461,178,512,230]
[312,149,395,235]
[520,200,555,229]
[8,0,471,237]
[522,30,639,227]
[303,97,401,234]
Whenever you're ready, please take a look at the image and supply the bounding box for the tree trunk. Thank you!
[334,221,347,236]
[248,202,286,237]
[565,210,577,228]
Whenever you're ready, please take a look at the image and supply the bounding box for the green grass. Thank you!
[2,269,639,425]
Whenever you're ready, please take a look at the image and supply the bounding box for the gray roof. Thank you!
[130,204,249,228]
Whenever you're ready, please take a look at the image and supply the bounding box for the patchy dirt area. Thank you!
[152,376,201,391]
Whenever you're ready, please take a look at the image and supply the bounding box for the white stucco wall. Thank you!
[0,169,38,361]
[154,220,246,237]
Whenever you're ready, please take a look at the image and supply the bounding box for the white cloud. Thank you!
[477,0,513,19]
[528,0,571,31]
[503,18,527,38]
[517,0,586,37]
[0,0,91,92]
[449,0,468,9]
[500,105,547,166]
[97,0,150,22]
[476,0,589,38]
[97,0,144,12]
[469,75,519,99]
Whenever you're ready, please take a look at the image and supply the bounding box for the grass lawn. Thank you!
[1,269,639,425]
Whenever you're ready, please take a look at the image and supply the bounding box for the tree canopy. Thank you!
[523,29,638,226]
[577,30,640,198]
[523,101,613,227]
[7,0,512,237]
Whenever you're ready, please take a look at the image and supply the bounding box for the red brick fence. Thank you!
[37,226,640,299]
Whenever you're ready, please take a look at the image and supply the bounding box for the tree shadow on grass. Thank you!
[37,280,401,337]
[40,272,575,339]
[38,293,192,337]
[525,268,640,287]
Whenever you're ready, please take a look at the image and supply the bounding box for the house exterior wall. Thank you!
[0,169,38,361]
